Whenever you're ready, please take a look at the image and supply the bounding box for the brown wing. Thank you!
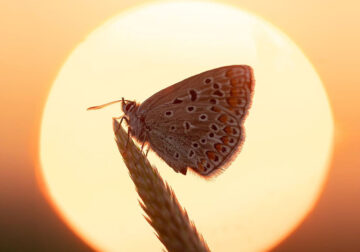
[141,65,254,176]
[138,65,254,117]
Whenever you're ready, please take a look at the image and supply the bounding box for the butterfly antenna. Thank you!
[87,100,122,110]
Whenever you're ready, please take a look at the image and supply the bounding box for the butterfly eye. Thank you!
[125,102,134,111]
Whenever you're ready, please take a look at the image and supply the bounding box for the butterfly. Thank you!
[88,65,255,177]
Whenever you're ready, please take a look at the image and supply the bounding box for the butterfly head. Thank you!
[121,98,146,142]
[121,98,137,116]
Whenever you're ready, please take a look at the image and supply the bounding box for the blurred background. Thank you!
[1,0,359,251]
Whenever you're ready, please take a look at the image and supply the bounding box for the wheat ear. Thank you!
[113,119,210,252]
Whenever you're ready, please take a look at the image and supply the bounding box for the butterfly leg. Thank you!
[115,116,131,147]
[140,135,149,156]
[118,115,127,125]
[140,142,150,156]
[140,141,145,152]
[113,116,125,134]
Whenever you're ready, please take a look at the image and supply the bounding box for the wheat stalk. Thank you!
[113,119,210,252]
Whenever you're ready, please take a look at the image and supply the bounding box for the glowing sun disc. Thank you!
[39,1,333,252]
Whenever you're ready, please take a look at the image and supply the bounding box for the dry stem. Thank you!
[113,119,210,252]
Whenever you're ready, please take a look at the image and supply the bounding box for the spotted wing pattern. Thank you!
[141,65,254,176]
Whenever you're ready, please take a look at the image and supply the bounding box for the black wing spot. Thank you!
[165,111,173,117]
[235,109,243,116]
[209,99,217,104]
[188,149,195,158]
[199,114,208,121]
[213,90,223,97]
[213,83,220,89]
[173,98,183,104]
[189,89,197,101]
[210,124,218,131]
[232,128,239,135]
[187,106,195,112]
[204,78,212,84]
[184,121,191,130]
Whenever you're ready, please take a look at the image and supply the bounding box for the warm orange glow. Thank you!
[40,2,333,252]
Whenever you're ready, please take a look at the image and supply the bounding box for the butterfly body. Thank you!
[119,65,255,177]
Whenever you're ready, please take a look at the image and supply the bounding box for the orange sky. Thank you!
[1,0,359,251]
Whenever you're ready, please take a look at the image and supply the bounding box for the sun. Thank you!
[39,1,333,252]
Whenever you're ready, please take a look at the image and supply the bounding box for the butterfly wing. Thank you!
[138,65,254,116]
[141,65,254,176]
